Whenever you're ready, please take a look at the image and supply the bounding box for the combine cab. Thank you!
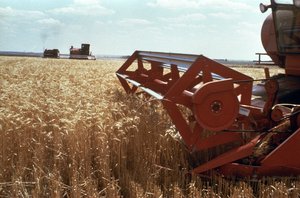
[43,49,60,58]
[116,0,300,178]
[69,43,96,60]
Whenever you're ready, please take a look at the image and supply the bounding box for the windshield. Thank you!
[275,0,294,4]
[273,4,300,53]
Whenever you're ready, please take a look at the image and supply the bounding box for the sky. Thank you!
[0,0,272,60]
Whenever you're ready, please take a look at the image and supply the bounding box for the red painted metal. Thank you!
[69,43,96,60]
[261,1,300,75]
[116,0,300,178]
[261,128,300,169]
[285,55,300,76]
[192,135,262,174]
[261,14,282,66]
[192,79,240,131]
[116,50,300,177]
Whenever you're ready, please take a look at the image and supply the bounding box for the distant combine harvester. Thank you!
[69,43,96,60]
[43,49,60,58]
[42,43,96,60]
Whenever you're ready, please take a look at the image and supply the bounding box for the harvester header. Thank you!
[116,0,300,178]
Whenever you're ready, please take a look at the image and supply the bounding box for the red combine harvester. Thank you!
[43,49,60,58]
[69,43,96,60]
[116,0,300,177]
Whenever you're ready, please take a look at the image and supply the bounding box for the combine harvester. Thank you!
[69,43,96,60]
[116,0,300,177]
[43,49,60,58]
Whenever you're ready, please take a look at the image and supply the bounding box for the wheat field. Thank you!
[0,56,299,197]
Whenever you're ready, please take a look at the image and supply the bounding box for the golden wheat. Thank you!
[0,56,299,197]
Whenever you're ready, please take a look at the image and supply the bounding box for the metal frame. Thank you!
[116,50,300,177]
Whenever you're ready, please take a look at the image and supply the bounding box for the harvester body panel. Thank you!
[69,43,96,60]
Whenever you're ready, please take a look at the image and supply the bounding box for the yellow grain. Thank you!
[0,56,298,197]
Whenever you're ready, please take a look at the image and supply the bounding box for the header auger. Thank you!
[116,0,300,178]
